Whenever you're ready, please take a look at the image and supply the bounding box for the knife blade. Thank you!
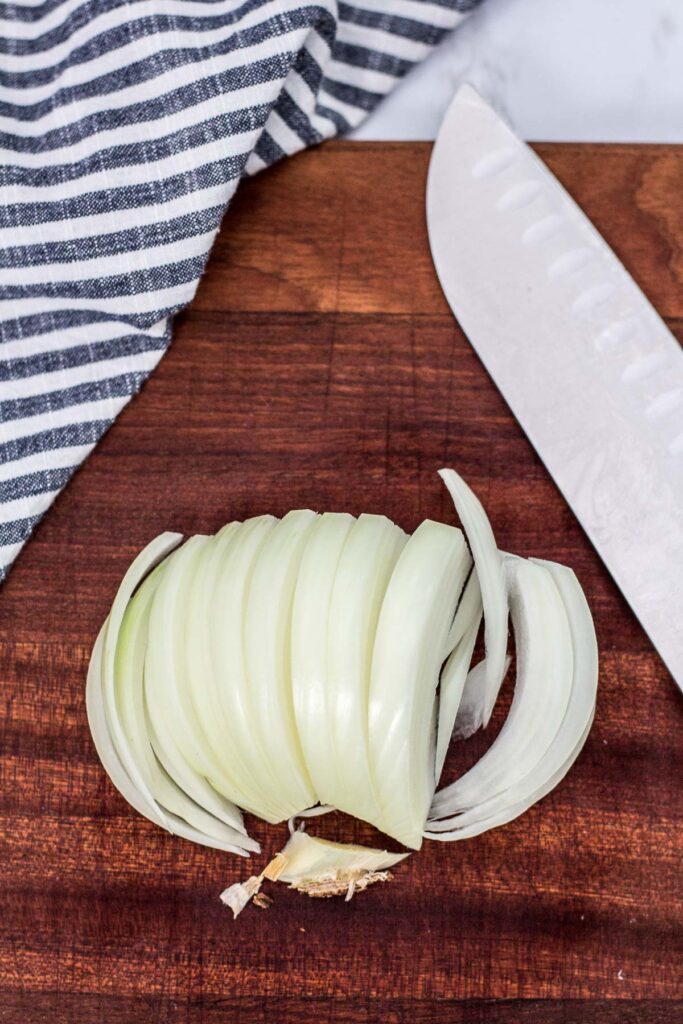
[427,84,683,689]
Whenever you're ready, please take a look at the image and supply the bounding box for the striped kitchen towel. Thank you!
[0,0,483,582]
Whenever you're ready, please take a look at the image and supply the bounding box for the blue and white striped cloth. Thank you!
[0,0,482,582]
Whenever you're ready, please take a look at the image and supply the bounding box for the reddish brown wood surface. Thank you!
[1,142,682,1023]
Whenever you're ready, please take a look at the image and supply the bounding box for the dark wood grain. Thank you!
[1,141,682,1023]
[1,994,681,1024]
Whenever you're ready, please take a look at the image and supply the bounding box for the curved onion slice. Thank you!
[184,522,280,819]
[89,624,164,829]
[429,555,574,823]
[243,510,319,817]
[207,514,291,823]
[439,468,508,734]
[368,519,470,849]
[100,532,183,825]
[144,537,246,832]
[291,512,355,804]
[444,569,482,656]
[435,610,482,784]
[318,514,407,825]
[116,572,258,850]
[88,626,255,856]
[454,649,513,740]
[426,558,597,840]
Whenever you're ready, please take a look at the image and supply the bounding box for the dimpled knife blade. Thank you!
[427,84,683,689]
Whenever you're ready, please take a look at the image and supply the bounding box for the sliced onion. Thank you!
[208,514,287,823]
[425,559,596,839]
[184,523,247,801]
[444,569,482,656]
[89,624,255,856]
[368,519,470,849]
[435,610,482,784]
[439,468,508,732]
[317,514,407,825]
[428,555,575,827]
[143,536,247,832]
[184,520,282,820]
[99,533,182,826]
[86,468,598,895]
[243,510,320,817]
[291,512,355,805]
[115,573,258,850]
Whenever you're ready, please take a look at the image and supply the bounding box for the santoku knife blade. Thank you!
[427,84,683,689]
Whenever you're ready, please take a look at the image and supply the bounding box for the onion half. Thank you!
[86,469,598,898]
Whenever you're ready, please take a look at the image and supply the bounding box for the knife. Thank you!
[427,84,683,689]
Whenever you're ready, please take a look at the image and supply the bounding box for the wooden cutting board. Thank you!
[1,142,682,1023]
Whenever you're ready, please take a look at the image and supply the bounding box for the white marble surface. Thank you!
[353,0,683,143]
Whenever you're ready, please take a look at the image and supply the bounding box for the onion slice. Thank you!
[88,625,256,855]
[143,537,247,832]
[208,514,289,823]
[444,569,482,656]
[435,610,482,784]
[317,514,407,825]
[184,521,282,820]
[428,555,576,827]
[368,519,470,848]
[243,510,320,817]
[115,572,258,850]
[439,468,508,733]
[426,558,596,839]
[99,532,183,825]
[291,511,356,805]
